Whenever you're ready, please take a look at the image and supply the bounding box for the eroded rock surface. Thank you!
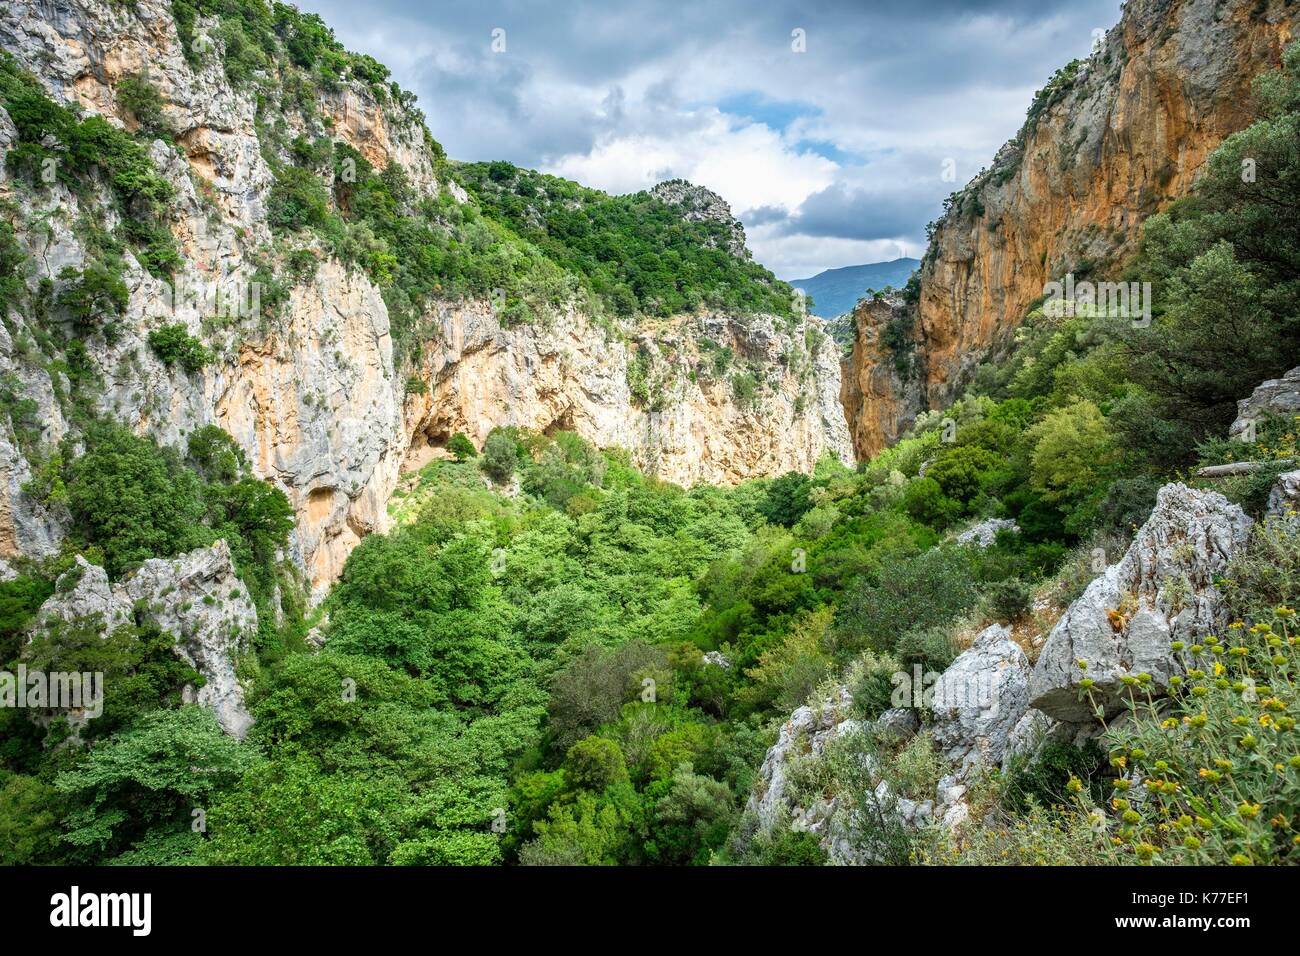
[840,0,1297,456]
[32,542,255,737]
[0,0,853,601]
[1029,483,1252,722]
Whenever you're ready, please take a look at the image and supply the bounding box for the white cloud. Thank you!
[298,0,1125,278]
[749,229,916,281]
[545,110,838,215]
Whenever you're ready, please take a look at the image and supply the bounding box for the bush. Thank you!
[116,72,166,134]
[894,626,956,674]
[1003,741,1106,813]
[59,424,212,577]
[1094,477,1161,534]
[902,476,961,528]
[759,471,813,528]
[986,577,1032,622]
[447,432,477,461]
[1075,600,1300,864]
[564,737,628,792]
[268,165,330,231]
[928,445,1000,505]
[148,323,210,373]
[480,430,519,483]
[56,264,128,332]
[547,641,670,751]
[846,650,903,720]
[747,825,827,865]
[836,547,978,654]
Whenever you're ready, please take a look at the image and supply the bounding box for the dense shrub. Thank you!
[148,323,210,372]
[836,547,978,654]
[447,432,477,461]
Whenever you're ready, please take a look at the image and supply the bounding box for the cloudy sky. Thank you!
[298,0,1122,280]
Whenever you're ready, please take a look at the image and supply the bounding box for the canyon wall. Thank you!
[0,0,849,599]
[843,0,1297,458]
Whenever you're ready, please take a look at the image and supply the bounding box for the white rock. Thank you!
[1029,483,1252,722]
[120,540,257,738]
[930,624,1031,774]
[32,543,256,738]
[1001,708,1061,771]
[956,518,1020,548]
[1266,470,1300,525]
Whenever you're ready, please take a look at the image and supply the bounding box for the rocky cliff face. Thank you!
[0,0,850,599]
[839,294,924,459]
[842,0,1297,458]
[404,303,850,490]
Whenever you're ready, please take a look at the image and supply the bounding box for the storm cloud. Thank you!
[297,0,1122,277]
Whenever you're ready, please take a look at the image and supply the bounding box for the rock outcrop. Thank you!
[744,684,974,862]
[1267,469,1300,523]
[841,0,1298,457]
[746,686,859,835]
[746,481,1262,855]
[930,624,1031,773]
[839,295,924,459]
[956,518,1020,549]
[745,626,1032,859]
[119,541,257,738]
[32,541,255,737]
[1029,483,1253,722]
[1230,364,1300,439]
[404,305,853,490]
[649,180,750,259]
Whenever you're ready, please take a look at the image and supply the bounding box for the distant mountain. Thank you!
[791,258,921,318]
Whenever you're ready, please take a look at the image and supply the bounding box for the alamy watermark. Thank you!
[1044,272,1151,327]
[891,664,1007,715]
[149,276,262,321]
[0,665,103,718]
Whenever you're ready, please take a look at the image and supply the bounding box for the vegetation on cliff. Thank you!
[458,163,797,320]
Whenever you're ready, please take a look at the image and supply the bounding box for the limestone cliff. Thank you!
[843,0,1297,458]
[839,294,924,459]
[404,304,849,489]
[0,0,850,600]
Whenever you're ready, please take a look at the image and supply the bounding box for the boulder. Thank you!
[701,650,733,669]
[1000,708,1062,772]
[929,624,1031,773]
[1266,469,1300,524]
[872,707,920,743]
[1029,483,1252,722]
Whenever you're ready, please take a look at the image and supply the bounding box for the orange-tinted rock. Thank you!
[843,0,1297,459]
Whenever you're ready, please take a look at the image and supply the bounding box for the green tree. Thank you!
[56,264,128,332]
[447,432,477,461]
[760,471,813,528]
[61,424,211,577]
[54,707,259,863]
[480,429,519,483]
[116,72,166,134]
[1026,399,1117,507]
[148,323,210,372]
[564,737,628,792]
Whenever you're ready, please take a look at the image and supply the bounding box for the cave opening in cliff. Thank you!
[542,408,575,436]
